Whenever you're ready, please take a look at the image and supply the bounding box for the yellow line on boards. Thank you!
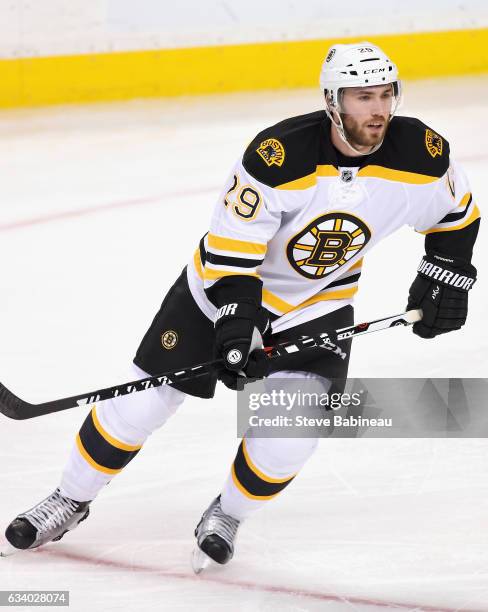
[0,28,487,108]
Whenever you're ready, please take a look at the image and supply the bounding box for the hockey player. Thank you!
[3,42,479,570]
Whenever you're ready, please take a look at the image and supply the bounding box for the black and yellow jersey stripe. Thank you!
[243,112,450,190]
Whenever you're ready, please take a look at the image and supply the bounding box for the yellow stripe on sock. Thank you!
[230,463,280,501]
[91,406,142,452]
[76,434,122,475]
[242,438,297,484]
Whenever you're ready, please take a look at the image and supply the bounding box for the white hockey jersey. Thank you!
[187,112,480,331]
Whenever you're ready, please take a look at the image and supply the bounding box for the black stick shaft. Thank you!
[0,309,421,420]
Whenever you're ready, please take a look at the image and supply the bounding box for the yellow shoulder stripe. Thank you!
[276,164,439,190]
[276,164,339,190]
[207,233,267,255]
[276,172,316,191]
[358,165,439,185]
[317,165,341,178]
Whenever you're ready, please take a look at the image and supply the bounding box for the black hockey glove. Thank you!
[407,252,477,339]
[214,298,271,390]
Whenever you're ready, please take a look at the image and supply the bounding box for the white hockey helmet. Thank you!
[320,42,402,154]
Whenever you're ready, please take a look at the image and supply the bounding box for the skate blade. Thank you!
[0,543,21,557]
[191,547,212,574]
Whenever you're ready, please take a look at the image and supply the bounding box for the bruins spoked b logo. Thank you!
[287,212,371,279]
[162,330,178,350]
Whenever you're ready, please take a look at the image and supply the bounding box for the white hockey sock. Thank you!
[59,365,186,502]
[220,434,319,521]
[220,370,327,520]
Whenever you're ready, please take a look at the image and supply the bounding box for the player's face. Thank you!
[340,85,393,149]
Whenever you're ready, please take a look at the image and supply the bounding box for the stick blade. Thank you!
[0,382,34,420]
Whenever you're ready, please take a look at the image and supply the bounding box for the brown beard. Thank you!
[341,114,388,149]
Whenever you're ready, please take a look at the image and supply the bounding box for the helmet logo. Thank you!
[425,129,443,158]
[325,48,336,63]
[256,138,285,167]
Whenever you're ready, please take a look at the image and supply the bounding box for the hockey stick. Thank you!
[0,309,421,420]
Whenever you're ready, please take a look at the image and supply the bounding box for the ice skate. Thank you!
[191,496,240,574]
[1,488,90,556]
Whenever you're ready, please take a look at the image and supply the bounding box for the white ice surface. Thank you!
[0,77,487,611]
